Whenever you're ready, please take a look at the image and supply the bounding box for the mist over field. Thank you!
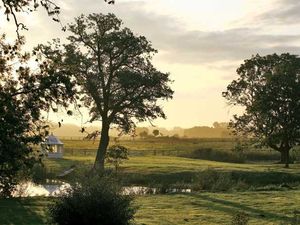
[50,122,232,139]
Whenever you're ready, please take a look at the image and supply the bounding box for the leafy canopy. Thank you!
[49,174,135,225]
[38,13,173,133]
[1,0,115,38]
[106,145,129,172]
[223,53,300,153]
[0,34,75,196]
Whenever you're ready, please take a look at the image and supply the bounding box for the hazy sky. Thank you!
[2,0,300,128]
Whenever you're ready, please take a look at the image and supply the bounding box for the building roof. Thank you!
[46,134,63,145]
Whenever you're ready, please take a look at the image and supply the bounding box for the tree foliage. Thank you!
[1,0,115,38]
[139,130,148,139]
[1,0,63,37]
[49,175,136,225]
[106,145,128,172]
[152,129,160,137]
[37,13,173,170]
[0,34,75,196]
[223,53,300,167]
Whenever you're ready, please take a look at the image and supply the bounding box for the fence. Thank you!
[63,148,188,157]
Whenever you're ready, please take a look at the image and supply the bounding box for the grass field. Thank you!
[1,191,300,225]
[62,138,237,151]
[4,138,300,224]
[60,137,299,163]
[61,138,239,158]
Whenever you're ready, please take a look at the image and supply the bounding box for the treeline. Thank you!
[51,122,232,139]
[183,122,232,138]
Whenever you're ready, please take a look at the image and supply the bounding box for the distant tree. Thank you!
[213,122,229,129]
[135,127,149,137]
[139,131,149,139]
[152,129,160,137]
[213,122,231,138]
[0,34,75,196]
[37,13,173,170]
[106,145,129,172]
[223,53,300,168]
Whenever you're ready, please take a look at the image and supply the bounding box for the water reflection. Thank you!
[12,181,191,197]
[12,181,70,197]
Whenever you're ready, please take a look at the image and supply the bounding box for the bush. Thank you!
[49,175,136,225]
[181,148,245,163]
[181,147,285,163]
[192,169,249,191]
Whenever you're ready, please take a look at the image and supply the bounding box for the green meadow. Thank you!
[3,138,300,224]
[43,138,300,188]
[1,191,300,225]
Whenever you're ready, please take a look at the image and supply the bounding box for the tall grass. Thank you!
[180,147,282,163]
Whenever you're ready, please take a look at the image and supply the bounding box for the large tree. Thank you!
[223,53,300,168]
[38,13,173,170]
[0,34,75,196]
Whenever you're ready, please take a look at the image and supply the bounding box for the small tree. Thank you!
[139,131,149,139]
[106,145,129,172]
[152,129,160,137]
[223,53,300,168]
[38,13,173,170]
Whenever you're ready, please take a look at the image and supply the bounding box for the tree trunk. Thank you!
[279,148,290,168]
[94,121,110,171]
[284,149,290,168]
[280,150,287,164]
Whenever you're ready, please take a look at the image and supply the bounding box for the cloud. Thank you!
[110,7,300,64]
[156,29,300,64]
[11,0,300,65]
[257,0,300,24]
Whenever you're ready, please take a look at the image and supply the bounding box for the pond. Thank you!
[12,181,191,197]
[12,180,70,197]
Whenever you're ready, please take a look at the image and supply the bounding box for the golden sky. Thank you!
[2,0,300,128]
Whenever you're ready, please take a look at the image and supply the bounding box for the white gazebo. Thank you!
[42,134,64,158]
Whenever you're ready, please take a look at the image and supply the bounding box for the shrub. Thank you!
[192,169,250,191]
[181,148,245,163]
[49,175,136,225]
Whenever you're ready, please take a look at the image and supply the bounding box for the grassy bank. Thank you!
[1,190,300,224]
[39,155,300,190]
